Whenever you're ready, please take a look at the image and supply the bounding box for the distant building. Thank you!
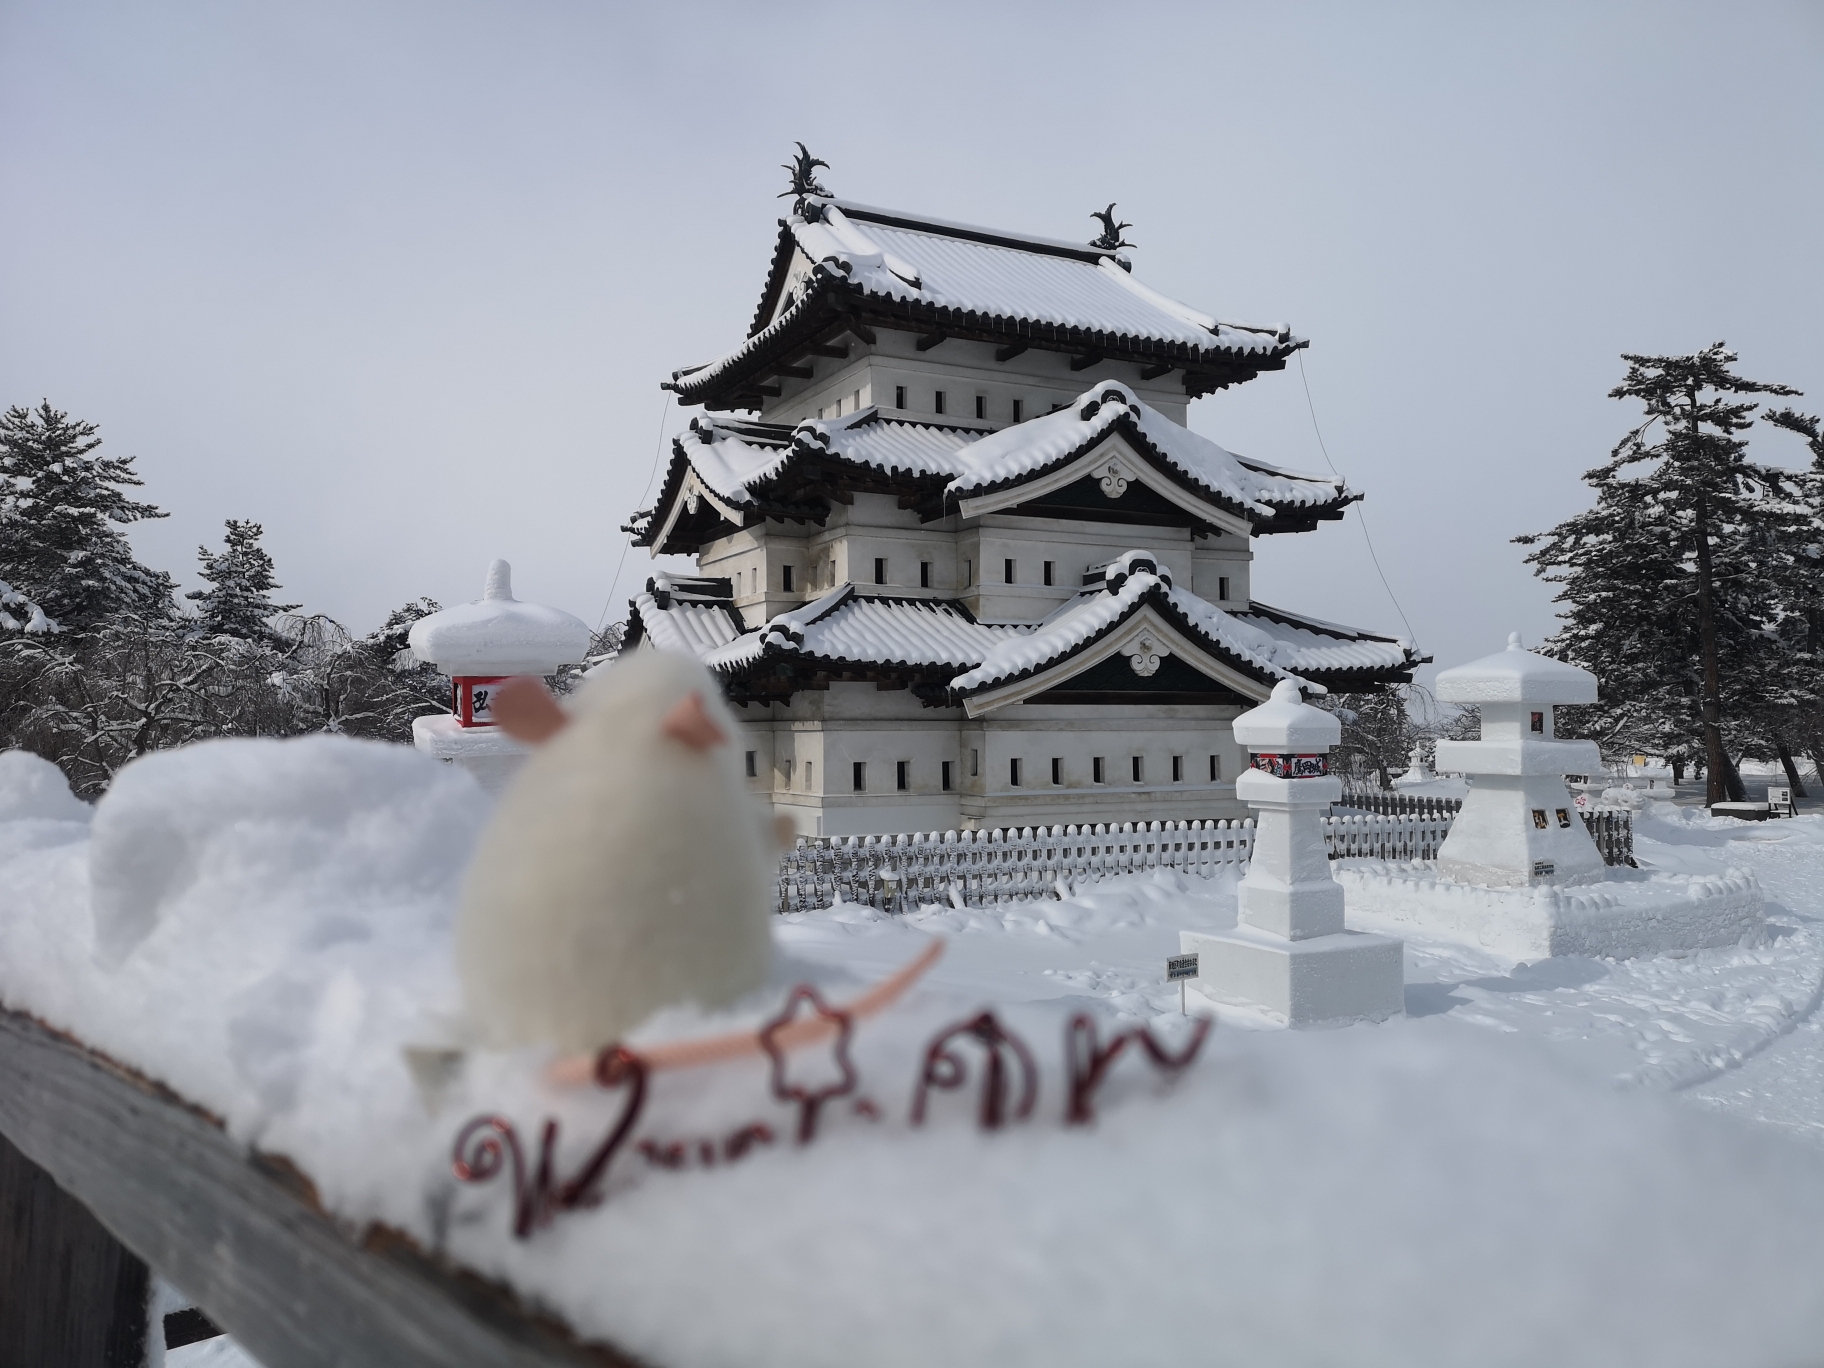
[625,169,1420,835]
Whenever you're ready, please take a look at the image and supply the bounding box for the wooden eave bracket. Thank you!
[915,331,948,353]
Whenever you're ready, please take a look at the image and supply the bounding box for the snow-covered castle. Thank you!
[625,154,1420,836]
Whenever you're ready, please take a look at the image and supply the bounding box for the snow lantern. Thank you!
[1179,678,1404,1027]
[409,560,593,729]
[408,560,592,795]
[1431,632,1606,888]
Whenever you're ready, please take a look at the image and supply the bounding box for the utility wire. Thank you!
[1296,350,1421,652]
[597,389,675,632]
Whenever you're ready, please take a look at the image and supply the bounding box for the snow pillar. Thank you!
[1181,679,1404,1027]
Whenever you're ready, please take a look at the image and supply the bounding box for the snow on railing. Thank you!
[775,805,1635,913]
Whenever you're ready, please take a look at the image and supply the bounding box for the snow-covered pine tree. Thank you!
[1760,406,1824,789]
[0,402,171,632]
[187,520,299,641]
[1517,344,1803,804]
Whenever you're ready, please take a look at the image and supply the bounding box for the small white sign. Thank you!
[1166,953,1200,982]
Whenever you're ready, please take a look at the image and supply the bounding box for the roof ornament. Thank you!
[1089,203,1136,253]
[780,142,832,215]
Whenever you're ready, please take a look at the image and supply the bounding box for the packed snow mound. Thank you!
[90,735,490,969]
[0,749,92,864]
[0,749,90,823]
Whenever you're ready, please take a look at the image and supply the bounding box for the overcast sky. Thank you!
[3,1,1819,683]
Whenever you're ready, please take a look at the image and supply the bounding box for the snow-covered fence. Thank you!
[1324,812,1454,863]
[776,821,1257,915]
[1338,787,1464,819]
[1582,809,1635,868]
[776,804,1635,913]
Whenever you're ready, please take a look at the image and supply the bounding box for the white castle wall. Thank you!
[738,685,1249,837]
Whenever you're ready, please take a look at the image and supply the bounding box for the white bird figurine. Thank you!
[454,650,777,1053]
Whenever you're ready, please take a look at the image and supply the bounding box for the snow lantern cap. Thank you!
[1434,631,1598,706]
[1231,678,1339,753]
[408,559,594,677]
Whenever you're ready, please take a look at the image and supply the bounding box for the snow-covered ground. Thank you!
[8,738,1824,1367]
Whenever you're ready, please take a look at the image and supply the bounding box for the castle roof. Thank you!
[622,558,1419,709]
[626,382,1353,554]
[665,200,1304,411]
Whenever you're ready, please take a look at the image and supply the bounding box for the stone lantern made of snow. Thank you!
[1180,678,1405,1027]
[407,559,593,794]
[1431,633,1606,888]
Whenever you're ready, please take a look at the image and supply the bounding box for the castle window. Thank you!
[1093,757,1106,784]
[1010,758,1023,787]
[1209,754,1221,782]
[934,390,947,415]
[971,748,979,777]
[1051,757,1062,785]
[942,760,954,791]
[1171,755,1184,783]
[1003,558,1015,584]
[964,559,973,587]
[920,561,932,589]
[1043,561,1055,587]
[804,761,813,789]
[1219,576,1231,601]
[875,557,887,585]
[897,760,909,791]
[975,395,986,420]
[783,758,794,786]
[853,762,866,792]
[1012,399,1023,422]
[745,750,757,778]
[1132,756,1145,783]
[852,389,861,411]
[782,565,795,592]
[895,385,906,409]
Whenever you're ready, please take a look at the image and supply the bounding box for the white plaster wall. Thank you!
[958,515,1199,621]
[1191,531,1252,606]
[736,691,1250,835]
[760,328,1192,429]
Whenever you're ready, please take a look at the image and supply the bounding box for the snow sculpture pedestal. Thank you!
[407,559,593,797]
[1432,634,1606,889]
[1182,680,1404,1027]
[1342,635,1764,961]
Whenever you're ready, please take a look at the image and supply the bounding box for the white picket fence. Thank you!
[775,811,1455,915]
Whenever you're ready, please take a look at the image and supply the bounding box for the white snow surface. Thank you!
[8,744,1824,1365]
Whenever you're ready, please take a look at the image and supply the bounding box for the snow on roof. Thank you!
[801,203,1293,353]
[950,568,1307,696]
[944,382,1349,515]
[407,560,593,676]
[1228,602,1417,677]
[668,201,1302,403]
[633,592,745,659]
[629,558,1411,694]
[703,586,1020,672]
[637,384,1348,550]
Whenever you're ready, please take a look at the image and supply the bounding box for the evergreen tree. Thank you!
[1760,406,1824,787]
[1517,345,1802,804]
[187,519,298,640]
[0,402,170,632]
